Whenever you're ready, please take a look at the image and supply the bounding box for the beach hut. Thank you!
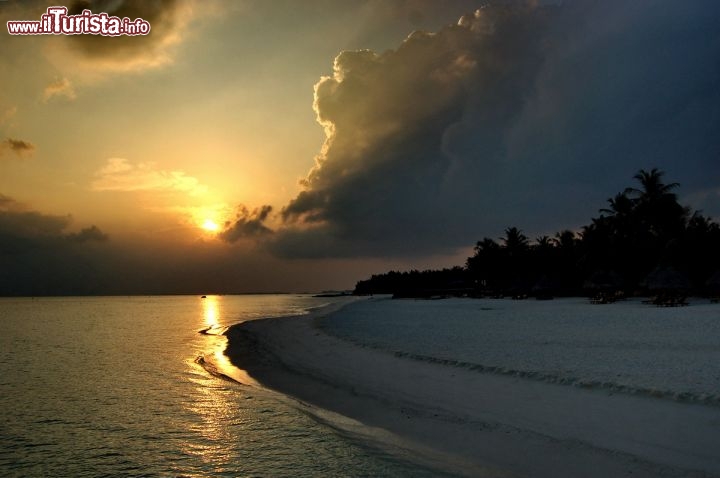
[508,278,533,300]
[706,270,720,302]
[642,267,691,306]
[532,275,557,300]
[584,270,624,303]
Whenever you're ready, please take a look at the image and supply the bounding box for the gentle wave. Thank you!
[197,325,228,335]
[326,332,720,407]
[194,355,243,384]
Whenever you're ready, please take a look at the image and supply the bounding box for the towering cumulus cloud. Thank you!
[271,0,720,258]
[273,4,553,257]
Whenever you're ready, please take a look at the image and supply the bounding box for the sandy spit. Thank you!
[225,299,720,478]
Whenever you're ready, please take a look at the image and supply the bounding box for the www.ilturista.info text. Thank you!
[7,7,150,36]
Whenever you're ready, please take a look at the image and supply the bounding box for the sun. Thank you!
[201,219,220,233]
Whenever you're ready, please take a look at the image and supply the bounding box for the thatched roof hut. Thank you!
[706,270,720,293]
[641,268,691,306]
[532,275,557,300]
[583,270,624,291]
[643,267,691,291]
[584,270,625,303]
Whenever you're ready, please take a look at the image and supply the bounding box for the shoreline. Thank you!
[225,298,720,477]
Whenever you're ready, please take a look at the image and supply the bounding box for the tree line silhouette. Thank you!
[354,169,720,300]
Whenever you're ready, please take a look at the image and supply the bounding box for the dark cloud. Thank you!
[0,194,15,207]
[62,0,193,69]
[0,195,69,237]
[275,3,554,257]
[0,197,109,243]
[0,194,444,295]
[66,225,109,243]
[271,0,720,258]
[0,193,372,295]
[1,138,35,158]
[0,194,113,295]
[220,205,273,243]
[0,211,70,238]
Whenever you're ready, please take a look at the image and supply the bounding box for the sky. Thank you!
[1,0,719,295]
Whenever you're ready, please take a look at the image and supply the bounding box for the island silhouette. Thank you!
[354,169,720,304]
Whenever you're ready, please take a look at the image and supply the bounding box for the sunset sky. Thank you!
[1,0,719,294]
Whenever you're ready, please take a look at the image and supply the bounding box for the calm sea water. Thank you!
[0,295,437,477]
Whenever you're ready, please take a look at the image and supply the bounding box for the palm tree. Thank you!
[498,227,530,292]
[534,235,553,252]
[501,227,529,252]
[552,230,577,250]
[466,238,501,286]
[625,168,679,203]
[600,192,635,218]
[626,168,688,238]
[473,237,500,254]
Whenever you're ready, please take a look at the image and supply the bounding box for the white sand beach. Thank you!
[225,298,720,477]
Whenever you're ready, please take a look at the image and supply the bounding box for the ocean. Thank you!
[0,295,437,477]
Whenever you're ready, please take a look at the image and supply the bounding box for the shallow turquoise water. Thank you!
[0,295,438,477]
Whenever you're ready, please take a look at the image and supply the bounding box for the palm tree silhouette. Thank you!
[356,168,720,299]
[626,168,688,240]
[534,235,552,249]
[625,168,679,203]
[600,193,634,218]
[501,227,529,253]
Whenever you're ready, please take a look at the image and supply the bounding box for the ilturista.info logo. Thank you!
[7,6,151,36]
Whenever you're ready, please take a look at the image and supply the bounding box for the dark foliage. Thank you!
[354,169,720,297]
[354,266,471,298]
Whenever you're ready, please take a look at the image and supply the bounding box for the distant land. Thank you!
[354,169,720,303]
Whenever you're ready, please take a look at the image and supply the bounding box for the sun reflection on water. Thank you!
[201,295,223,333]
[183,295,262,468]
[197,295,257,385]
